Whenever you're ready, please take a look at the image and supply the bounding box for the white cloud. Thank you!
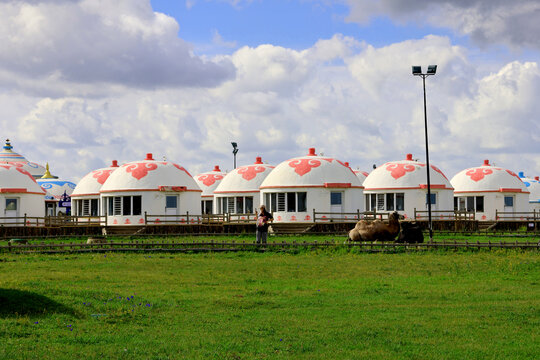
[0,0,234,96]
[344,0,540,49]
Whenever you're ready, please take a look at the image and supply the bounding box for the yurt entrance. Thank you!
[504,196,514,213]
[165,195,178,216]
[330,192,343,214]
[5,198,18,218]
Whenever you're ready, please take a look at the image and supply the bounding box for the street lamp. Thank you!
[412,64,437,242]
[231,142,239,169]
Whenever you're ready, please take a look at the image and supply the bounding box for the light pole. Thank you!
[412,65,437,242]
[231,142,239,169]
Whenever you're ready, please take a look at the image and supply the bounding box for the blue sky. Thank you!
[150,0,458,51]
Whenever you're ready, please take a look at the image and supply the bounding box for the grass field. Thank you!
[1,250,539,359]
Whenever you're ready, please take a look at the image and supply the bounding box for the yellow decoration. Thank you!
[41,163,55,179]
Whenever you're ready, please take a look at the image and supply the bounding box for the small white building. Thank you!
[451,160,529,221]
[0,139,46,179]
[260,148,364,222]
[363,153,454,219]
[193,165,226,214]
[37,164,77,216]
[519,173,540,212]
[0,163,45,224]
[100,154,201,225]
[72,160,120,217]
[213,157,274,215]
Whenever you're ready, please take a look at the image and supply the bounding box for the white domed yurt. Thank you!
[100,154,201,225]
[518,173,540,212]
[363,153,454,219]
[0,163,45,224]
[0,139,46,179]
[353,168,370,186]
[213,157,274,215]
[37,164,77,216]
[72,160,120,217]
[194,165,226,214]
[260,148,364,223]
[451,160,529,221]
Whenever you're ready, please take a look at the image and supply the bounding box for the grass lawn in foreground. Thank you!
[0,250,539,359]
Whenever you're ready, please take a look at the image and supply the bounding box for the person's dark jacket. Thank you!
[256,210,273,232]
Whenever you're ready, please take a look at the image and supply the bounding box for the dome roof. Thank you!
[364,154,452,190]
[450,160,528,194]
[0,139,45,178]
[37,165,76,200]
[100,153,200,193]
[72,160,120,197]
[0,163,45,194]
[353,169,369,185]
[214,157,274,194]
[519,172,540,202]
[194,165,226,197]
[260,148,362,189]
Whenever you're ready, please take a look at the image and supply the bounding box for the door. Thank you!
[5,198,19,224]
[165,195,178,219]
[504,196,514,217]
[330,192,343,217]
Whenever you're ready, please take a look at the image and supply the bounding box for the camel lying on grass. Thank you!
[348,212,401,242]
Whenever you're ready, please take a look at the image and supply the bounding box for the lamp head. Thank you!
[412,66,422,75]
[231,142,237,149]
[427,65,437,75]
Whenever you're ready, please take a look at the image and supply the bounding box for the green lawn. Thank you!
[1,251,539,359]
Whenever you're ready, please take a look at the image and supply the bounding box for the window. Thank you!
[466,197,475,211]
[245,197,253,213]
[90,199,99,216]
[504,196,514,207]
[221,197,227,213]
[122,196,131,216]
[277,193,286,212]
[227,197,235,213]
[113,197,122,215]
[331,192,342,205]
[235,197,244,214]
[264,192,308,213]
[475,196,484,212]
[386,193,394,211]
[376,194,384,210]
[287,192,296,212]
[425,193,436,205]
[297,192,307,212]
[270,193,277,212]
[370,194,376,211]
[396,193,404,211]
[166,196,177,209]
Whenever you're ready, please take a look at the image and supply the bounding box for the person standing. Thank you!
[256,204,273,244]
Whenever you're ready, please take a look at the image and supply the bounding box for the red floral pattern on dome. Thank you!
[385,163,418,179]
[465,168,493,182]
[197,173,224,187]
[288,158,321,176]
[172,163,192,177]
[238,165,266,181]
[92,169,115,185]
[124,162,158,180]
[16,167,38,183]
[430,165,448,180]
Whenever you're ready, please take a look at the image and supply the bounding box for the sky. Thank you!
[0,0,539,182]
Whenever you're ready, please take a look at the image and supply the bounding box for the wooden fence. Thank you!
[1,238,538,254]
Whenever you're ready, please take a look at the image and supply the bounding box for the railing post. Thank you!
[24,213,27,227]
[357,209,360,220]
[414,208,417,220]
[187,211,190,224]
[144,211,147,225]
[313,208,316,223]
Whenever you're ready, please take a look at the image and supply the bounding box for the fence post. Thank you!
[144,211,147,225]
[357,209,360,220]
[24,213,27,227]
[313,208,316,223]
[187,211,190,224]
[414,208,417,220]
